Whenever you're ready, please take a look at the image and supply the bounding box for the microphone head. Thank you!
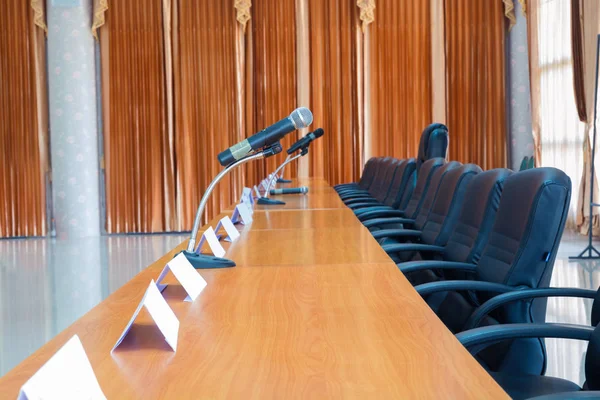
[289,107,313,129]
[312,128,324,138]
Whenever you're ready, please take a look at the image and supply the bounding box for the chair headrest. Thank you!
[417,123,449,171]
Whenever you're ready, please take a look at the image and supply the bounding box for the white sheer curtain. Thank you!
[534,0,587,228]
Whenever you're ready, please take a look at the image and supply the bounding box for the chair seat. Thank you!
[490,371,581,400]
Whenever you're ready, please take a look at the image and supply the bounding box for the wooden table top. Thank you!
[0,179,508,399]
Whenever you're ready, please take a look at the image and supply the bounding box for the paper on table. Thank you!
[194,226,226,258]
[231,203,253,225]
[18,335,106,400]
[214,215,241,242]
[156,253,208,302]
[112,280,179,352]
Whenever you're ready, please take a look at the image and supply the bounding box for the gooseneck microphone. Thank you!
[218,107,314,166]
[287,128,324,154]
[270,187,308,195]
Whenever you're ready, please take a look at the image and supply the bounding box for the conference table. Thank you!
[0,178,508,398]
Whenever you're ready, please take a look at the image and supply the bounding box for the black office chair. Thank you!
[354,158,446,221]
[338,157,395,200]
[380,168,511,287]
[336,122,448,193]
[373,163,481,243]
[361,161,462,230]
[342,158,401,205]
[345,158,417,212]
[334,157,380,192]
[416,123,449,172]
[457,286,600,399]
[405,168,571,376]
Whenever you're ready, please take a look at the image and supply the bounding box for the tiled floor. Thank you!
[0,231,598,385]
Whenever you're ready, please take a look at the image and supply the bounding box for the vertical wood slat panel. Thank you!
[103,0,175,233]
[444,0,507,169]
[367,0,433,162]
[174,1,240,229]
[307,1,363,185]
[0,1,46,237]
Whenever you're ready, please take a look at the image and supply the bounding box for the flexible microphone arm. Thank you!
[179,142,282,269]
[257,147,308,206]
[276,155,292,183]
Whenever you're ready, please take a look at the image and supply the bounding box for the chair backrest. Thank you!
[519,156,529,171]
[382,158,417,208]
[374,158,402,203]
[363,157,393,196]
[358,158,379,189]
[402,158,446,218]
[411,161,462,231]
[420,164,482,246]
[416,123,449,172]
[362,157,388,191]
[528,155,535,169]
[443,169,513,264]
[475,168,571,375]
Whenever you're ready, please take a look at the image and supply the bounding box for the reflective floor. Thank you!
[0,231,598,385]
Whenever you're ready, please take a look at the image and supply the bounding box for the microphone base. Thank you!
[257,197,286,205]
[178,250,236,269]
[277,178,292,183]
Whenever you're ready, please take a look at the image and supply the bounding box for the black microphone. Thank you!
[287,128,324,154]
[270,187,309,195]
[218,107,313,166]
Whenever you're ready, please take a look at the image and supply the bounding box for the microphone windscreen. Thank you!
[313,128,324,138]
[289,107,313,129]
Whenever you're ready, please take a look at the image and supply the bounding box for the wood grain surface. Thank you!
[0,179,508,399]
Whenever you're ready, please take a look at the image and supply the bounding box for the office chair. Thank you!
[334,157,379,192]
[458,286,600,399]
[360,161,462,230]
[354,158,447,223]
[341,158,401,204]
[345,158,417,212]
[404,168,571,376]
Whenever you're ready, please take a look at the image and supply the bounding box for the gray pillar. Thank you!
[507,0,535,171]
[47,0,101,239]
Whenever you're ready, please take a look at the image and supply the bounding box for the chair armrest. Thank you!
[457,323,594,355]
[347,200,381,209]
[355,206,394,216]
[363,217,414,229]
[358,209,405,222]
[528,392,600,400]
[373,229,423,240]
[464,288,598,330]
[344,195,375,204]
[339,189,369,197]
[414,280,523,297]
[398,260,476,274]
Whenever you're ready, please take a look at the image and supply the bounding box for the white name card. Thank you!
[156,253,208,302]
[18,335,106,400]
[241,187,254,205]
[231,203,253,225]
[194,226,226,258]
[214,216,240,242]
[112,280,179,352]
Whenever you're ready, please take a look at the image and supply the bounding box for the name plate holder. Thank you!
[112,280,180,352]
[18,335,106,400]
[231,203,253,225]
[194,226,227,258]
[214,216,241,242]
[156,253,208,302]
